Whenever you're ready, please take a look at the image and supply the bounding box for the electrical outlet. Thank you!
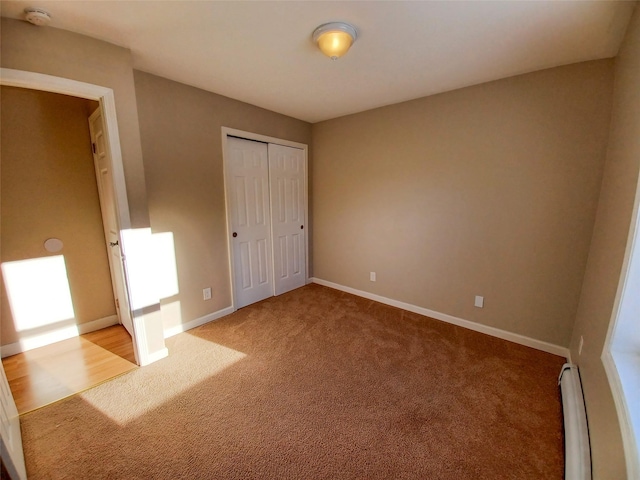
[370,272,376,282]
[474,295,484,308]
[203,287,212,301]
[579,336,584,356]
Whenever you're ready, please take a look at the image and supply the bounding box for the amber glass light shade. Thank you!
[313,22,358,60]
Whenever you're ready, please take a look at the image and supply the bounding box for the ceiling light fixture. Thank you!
[24,7,52,26]
[312,22,358,60]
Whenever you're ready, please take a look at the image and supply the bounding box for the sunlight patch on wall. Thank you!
[1,255,79,354]
[121,228,159,310]
[2,255,76,331]
[121,229,180,311]
[154,232,179,299]
[80,334,245,426]
[2,256,75,331]
[160,300,183,337]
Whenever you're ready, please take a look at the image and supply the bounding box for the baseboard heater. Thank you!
[558,363,591,480]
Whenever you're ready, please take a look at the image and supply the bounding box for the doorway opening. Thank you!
[0,71,139,414]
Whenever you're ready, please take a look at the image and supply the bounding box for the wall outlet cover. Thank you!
[474,295,484,308]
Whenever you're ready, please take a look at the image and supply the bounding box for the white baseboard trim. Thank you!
[0,314,120,358]
[163,306,235,339]
[311,277,570,358]
[78,315,119,335]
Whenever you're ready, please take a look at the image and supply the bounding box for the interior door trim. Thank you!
[221,127,309,311]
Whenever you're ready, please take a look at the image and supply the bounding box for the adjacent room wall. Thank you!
[569,5,640,479]
[1,86,115,346]
[133,71,312,333]
[0,18,149,228]
[1,18,167,362]
[312,60,614,348]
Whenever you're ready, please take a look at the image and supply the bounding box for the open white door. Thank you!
[89,108,134,337]
[0,363,26,480]
[269,144,307,295]
[226,137,274,308]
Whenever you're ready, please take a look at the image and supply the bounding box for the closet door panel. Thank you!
[226,137,273,308]
[269,144,306,295]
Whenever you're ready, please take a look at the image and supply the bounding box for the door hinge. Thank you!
[92,142,97,154]
[116,298,120,309]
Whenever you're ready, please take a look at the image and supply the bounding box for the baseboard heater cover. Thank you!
[558,363,591,480]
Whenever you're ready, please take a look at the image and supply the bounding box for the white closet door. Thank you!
[269,144,306,295]
[226,137,273,308]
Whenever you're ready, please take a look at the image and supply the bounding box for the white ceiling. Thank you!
[1,1,636,123]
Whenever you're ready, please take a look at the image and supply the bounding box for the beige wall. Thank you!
[1,18,150,228]
[312,60,614,348]
[1,86,115,346]
[133,71,311,331]
[569,5,640,479]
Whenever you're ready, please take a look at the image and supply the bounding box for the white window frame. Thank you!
[602,168,640,479]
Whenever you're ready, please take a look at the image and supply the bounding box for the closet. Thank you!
[224,135,307,308]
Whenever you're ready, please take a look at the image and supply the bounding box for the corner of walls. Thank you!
[132,70,312,341]
[567,4,640,479]
[311,60,613,350]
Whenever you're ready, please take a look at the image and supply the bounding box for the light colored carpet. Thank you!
[21,284,564,479]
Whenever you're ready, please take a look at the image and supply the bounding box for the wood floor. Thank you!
[2,325,137,415]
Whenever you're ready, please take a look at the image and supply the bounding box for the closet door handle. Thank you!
[232,232,238,238]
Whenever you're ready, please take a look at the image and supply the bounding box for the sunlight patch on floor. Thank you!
[80,334,246,426]
[3,335,137,414]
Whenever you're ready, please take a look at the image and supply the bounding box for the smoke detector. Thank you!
[24,7,52,26]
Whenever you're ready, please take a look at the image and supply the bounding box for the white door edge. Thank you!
[221,127,309,310]
[88,107,135,338]
[0,363,26,480]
